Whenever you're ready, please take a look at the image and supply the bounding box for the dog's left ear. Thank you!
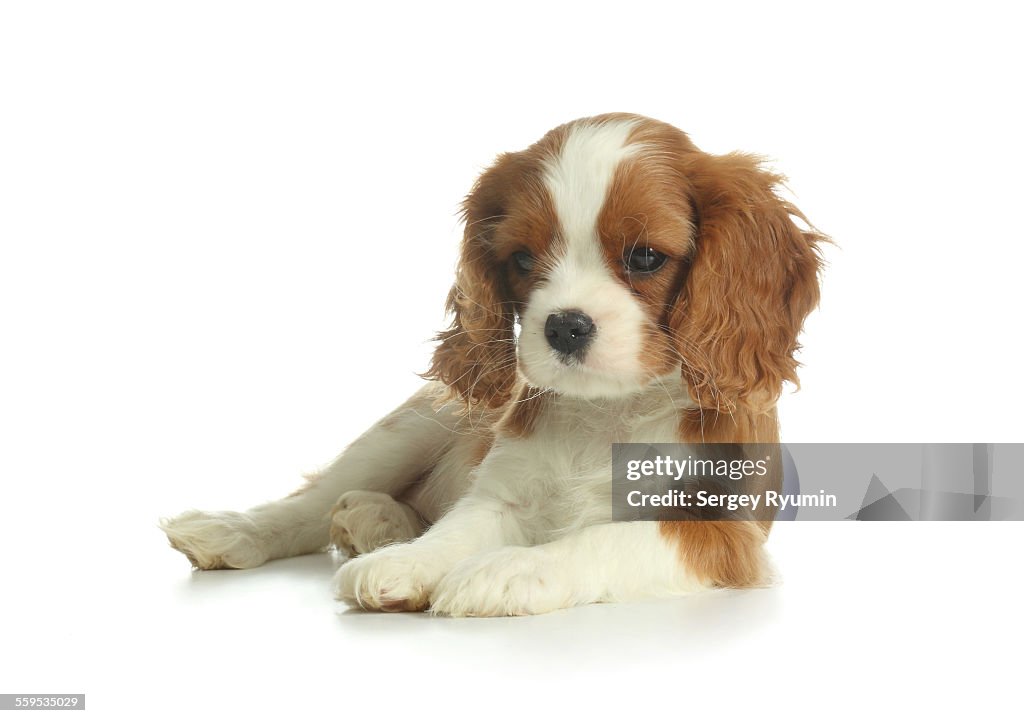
[424,153,523,409]
[670,152,825,413]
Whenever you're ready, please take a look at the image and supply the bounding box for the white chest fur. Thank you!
[473,376,690,542]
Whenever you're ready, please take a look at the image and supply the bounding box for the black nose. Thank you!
[545,310,595,356]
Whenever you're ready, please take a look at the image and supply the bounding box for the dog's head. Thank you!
[426,114,824,413]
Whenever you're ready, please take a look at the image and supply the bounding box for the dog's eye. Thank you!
[624,247,667,273]
[511,251,535,274]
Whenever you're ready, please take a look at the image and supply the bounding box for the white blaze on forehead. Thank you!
[517,118,652,398]
[541,118,642,252]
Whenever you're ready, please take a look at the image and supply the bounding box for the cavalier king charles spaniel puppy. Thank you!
[161,113,824,616]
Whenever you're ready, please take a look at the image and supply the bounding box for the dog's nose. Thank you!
[545,310,595,356]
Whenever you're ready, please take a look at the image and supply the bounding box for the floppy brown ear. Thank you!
[670,152,825,413]
[423,154,522,409]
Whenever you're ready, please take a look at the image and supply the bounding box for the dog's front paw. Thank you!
[159,510,268,570]
[333,544,447,612]
[430,547,573,617]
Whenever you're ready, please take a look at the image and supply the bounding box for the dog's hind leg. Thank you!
[327,490,424,557]
[160,383,472,569]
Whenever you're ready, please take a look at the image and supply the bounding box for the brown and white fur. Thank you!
[161,113,824,617]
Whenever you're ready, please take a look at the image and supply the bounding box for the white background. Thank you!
[1,1,1022,720]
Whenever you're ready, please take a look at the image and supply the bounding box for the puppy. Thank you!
[161,113,824,616]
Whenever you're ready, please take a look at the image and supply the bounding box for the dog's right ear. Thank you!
[668,151,825,414]
[424,153,524,409]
